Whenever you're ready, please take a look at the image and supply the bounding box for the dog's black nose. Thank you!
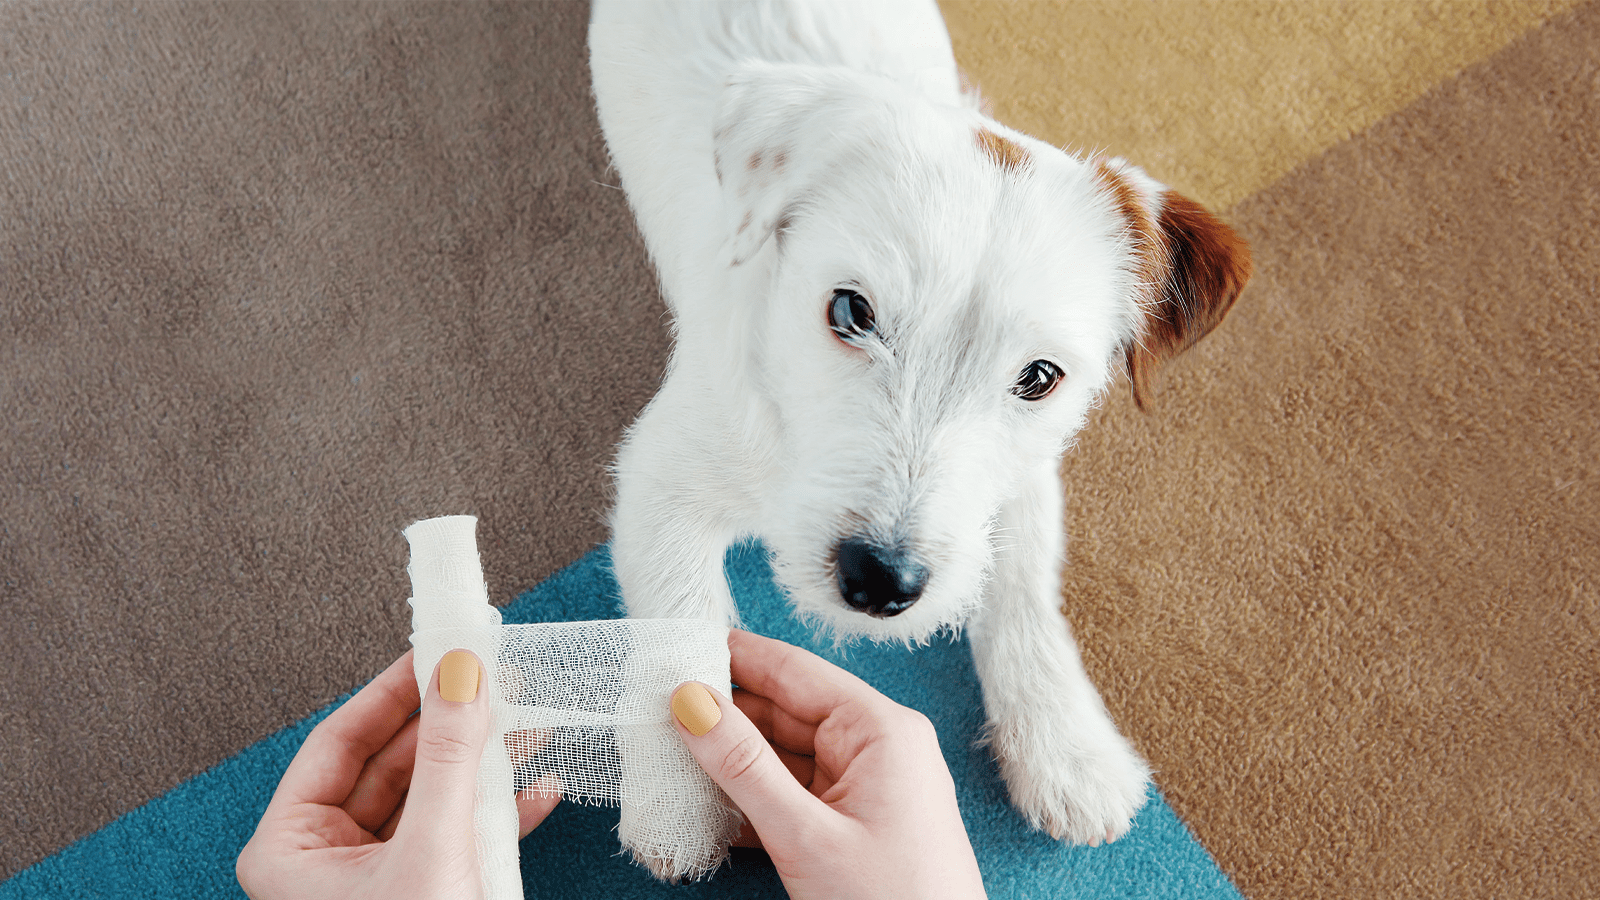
[835,537,928,618]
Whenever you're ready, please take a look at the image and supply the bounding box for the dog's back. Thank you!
[589,0,961,310]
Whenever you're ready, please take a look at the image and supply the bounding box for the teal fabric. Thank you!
[0,542,1243,899]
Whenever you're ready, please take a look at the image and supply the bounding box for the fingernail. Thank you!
[671,682,721,736]
[439,650,480,703]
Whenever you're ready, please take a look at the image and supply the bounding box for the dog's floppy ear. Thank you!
[713,62,880,266]
[1094,158,1253,409]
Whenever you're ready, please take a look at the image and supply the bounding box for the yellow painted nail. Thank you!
[439,650,480,703]
[671,683,721,737]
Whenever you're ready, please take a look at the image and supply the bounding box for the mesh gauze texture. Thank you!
[404,517,739,895]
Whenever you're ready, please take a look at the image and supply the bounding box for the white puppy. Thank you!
[589,0,1250,847]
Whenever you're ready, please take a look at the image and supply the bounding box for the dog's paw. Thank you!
[989,717,1153,846]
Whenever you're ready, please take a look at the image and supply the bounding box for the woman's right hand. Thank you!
[670,629,986,900]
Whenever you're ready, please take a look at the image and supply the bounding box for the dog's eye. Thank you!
[1012,360,1063,401]
[828,289,876,340]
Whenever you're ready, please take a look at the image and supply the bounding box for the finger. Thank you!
[237,804,377,899]
[773,745,816,788]
[724,702,818,787]
[376,792,407,843]
[727,630,886,726]
[504,727,551,768]
[341,713,420,834]
[733,632,916,780]
[516,775,562,838]
[393,650,491,848]
[670,682,834,848]
[273,652,421,809]
[733,689,821,757]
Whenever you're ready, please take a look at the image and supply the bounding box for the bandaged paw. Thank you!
[404,516,739,896]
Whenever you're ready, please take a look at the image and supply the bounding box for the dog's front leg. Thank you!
[969,459,1152,845]
[610,387,742,626]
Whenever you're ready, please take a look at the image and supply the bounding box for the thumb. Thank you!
[670,682,825,844]
[397,649,491,847]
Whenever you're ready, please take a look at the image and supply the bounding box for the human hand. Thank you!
[670,630,986,900]
[236,650,561,900]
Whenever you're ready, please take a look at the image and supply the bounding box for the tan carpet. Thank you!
[2,2,1595,897]
[945,2,1600,897]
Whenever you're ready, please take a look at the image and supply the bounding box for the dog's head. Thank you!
[713,63,1250,642]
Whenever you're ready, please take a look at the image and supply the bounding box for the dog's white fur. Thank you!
[589,0,1248,848]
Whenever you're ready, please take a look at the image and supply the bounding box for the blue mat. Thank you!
[0,543,1242,900]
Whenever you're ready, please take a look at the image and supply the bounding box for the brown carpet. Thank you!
[2,1,1595,897]
[1053,7,1600,897]
[1,0,666,877]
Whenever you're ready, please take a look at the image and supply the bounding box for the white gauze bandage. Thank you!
[404,516,740,895]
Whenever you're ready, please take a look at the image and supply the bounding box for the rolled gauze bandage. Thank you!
[404,516,739,893]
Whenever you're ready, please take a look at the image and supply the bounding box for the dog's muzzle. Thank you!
[835,537,929,618]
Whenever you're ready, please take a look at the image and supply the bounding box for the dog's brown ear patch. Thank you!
[1130,193,1252,407]
[976,128,1030,171]
[1096,163,1252,409]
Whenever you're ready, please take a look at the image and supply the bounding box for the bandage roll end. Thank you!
[403,515,518,900]
[404,515,501,633]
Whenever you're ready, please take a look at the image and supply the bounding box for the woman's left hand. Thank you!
[236,650,560,900]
